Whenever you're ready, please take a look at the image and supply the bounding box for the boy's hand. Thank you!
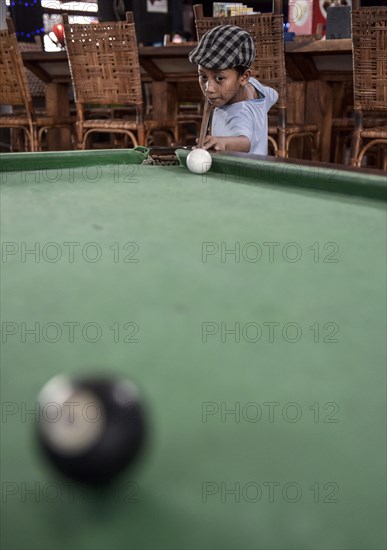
[202,136,227,151]
[194,135,251,152]
[195,136,227,151]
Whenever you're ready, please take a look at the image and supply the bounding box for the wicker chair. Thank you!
[0,18,74,152]
[162,36,204,145]
[192,2,320,159]
[63,12,177,149]
[350,0,387,170]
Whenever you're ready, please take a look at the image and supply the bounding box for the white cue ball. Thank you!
[186,148,212,174]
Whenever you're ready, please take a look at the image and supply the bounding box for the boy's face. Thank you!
[198,66,250,107]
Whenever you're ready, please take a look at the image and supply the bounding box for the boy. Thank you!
[189,25,278,154]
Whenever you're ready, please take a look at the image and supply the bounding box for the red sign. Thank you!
[288,0,329,36]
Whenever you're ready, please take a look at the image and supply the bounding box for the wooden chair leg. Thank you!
[137,126,145,146]
[277,127,286,158]
[268,136,278,156]
[14,127,34,152]
[75,123,84,150]
[350,132,362,167]
[11,128,24,152]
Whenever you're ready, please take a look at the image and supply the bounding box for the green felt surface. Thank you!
[1,151,386,550]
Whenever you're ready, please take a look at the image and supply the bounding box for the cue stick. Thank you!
[197,99,214,149]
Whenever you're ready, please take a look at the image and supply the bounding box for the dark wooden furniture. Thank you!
[349,0,387,170]
[21,40,354,159]
[0,18,73,152]
[63,11,177,149]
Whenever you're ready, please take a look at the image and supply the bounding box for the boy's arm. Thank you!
[198,135,251,153]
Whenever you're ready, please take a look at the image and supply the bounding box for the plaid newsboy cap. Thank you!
[189,25,255,70]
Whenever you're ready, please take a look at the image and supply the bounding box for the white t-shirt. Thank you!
[211,77,278,155]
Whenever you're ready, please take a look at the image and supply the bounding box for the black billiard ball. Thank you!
[37,375,146,484]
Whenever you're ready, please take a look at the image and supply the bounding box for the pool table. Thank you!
[1,149,386,550]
